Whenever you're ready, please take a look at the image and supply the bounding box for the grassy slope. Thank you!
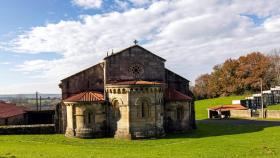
[0,123,280,158]
[195,96,245,120]
[267,104,280,110]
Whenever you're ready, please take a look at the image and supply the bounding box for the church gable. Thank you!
[105,45,166,83]
[104,45,166,62]
[60,63,104,99]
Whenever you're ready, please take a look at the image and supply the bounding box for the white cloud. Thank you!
[3,0,280,93]
[72,0,102,9]
[264,16,280,32]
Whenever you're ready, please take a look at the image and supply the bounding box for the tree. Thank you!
[193,74,211,99]
[208,65,223,97]
[236,52,270,92]
[193,51,275,99]
[219,59,239,95]
[268,49,280,86]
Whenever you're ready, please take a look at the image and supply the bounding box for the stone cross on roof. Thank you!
[134,40,138,45]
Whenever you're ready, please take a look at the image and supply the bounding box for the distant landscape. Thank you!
[0,94,61,100]
[0,94,61,107]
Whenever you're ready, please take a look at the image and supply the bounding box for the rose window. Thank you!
[128,64,144,78]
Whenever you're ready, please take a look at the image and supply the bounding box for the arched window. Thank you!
[113,100,119,108]
[176,107,184,121]
[141,102,145,118]
[88,112,91,124]
[84,111,94,126]
[136,98,151,119]
[140,100,150,118]
[113,100,120,119]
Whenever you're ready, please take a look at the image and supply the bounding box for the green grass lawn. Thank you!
[267,104,280,110]
[195,96,245,120]
[2,96,280,158]
[0,123,280,158]
[0,122,280,158]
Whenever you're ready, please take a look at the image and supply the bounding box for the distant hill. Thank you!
[0,94,61,101]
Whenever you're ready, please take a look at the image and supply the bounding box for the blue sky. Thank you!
[0,0,107,93]
[0,0,280,94]
[0,0,72,91]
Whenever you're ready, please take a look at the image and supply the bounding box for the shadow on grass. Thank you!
[165,119,280,139]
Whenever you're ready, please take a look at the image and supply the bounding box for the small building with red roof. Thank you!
[207,104,248,119]
[0,101,26,125]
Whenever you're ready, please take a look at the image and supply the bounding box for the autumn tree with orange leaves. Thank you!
[193,51,280,99]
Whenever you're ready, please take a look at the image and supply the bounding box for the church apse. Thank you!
[63,92,106,138]
[106,82,165,139]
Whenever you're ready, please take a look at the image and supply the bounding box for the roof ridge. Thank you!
[61,63,103,81]
[165,88,192,101]
[104,45,166,61]
[165,68,190,82]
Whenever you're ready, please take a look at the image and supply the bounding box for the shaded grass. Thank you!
[0,122,280,158]
[195,96,245,120]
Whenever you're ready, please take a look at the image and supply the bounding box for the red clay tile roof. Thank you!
[0,102,26,119]
[165,88,192,101]
[64,91,104,102]
[208,104,247,111]
[110,80,162,85]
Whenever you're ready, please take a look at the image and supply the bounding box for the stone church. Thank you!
[58,44,196,139]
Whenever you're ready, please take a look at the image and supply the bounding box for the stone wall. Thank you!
[0,124,55,134]
[0,114,25,126]
[230,110,252,118]
[60,63,104,99]
[0,119,4,125]
[7,114,25,125]
[106,84,165,139]
[128,88,164,139]
[55,103,67,133]
[65,102,106,138]
[229,109,280,119]
[165,69,190,95]
[76,103,106,138]
[105,46,165,83]
[266,110,280,119]
[164,101,191,132]
[107,91,130,139]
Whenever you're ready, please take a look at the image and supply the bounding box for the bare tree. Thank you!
[269,49,280,86]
